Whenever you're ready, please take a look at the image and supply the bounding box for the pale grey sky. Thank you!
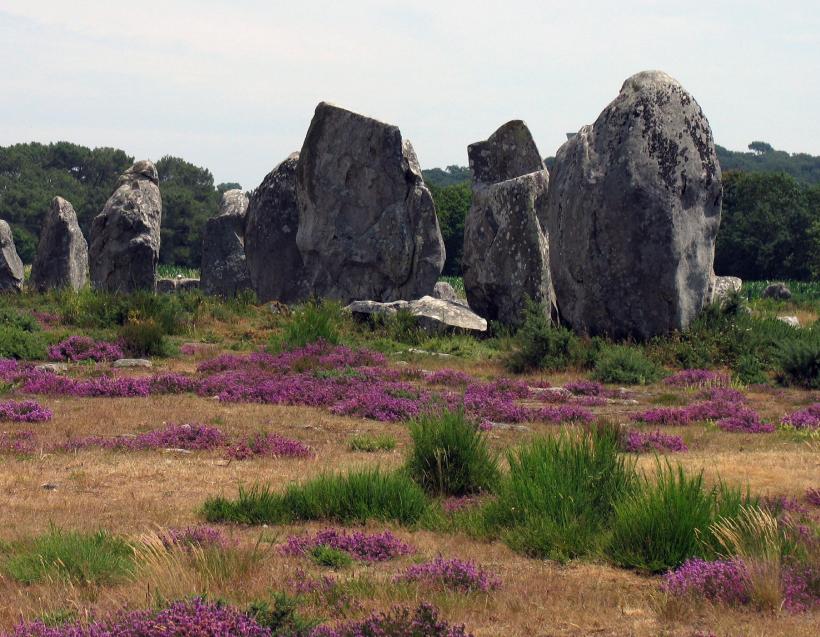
[1,0,818,189]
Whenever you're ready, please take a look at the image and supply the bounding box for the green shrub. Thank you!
[734,352,768,385]
[778,338,820,388]
[0,325,48,360]
[247,593,318,637]
[202,469,428,526]
[406,409,499,497]
[593,344,663,385]
[485,424,636,561]
[310,545,354,569]
[273,299,344,351]
[505,300,581,373]
[5,528,133,585]
[607,463,744,573]
[0,306,40,332]
[348,434,397,452]
[118,319,170,357]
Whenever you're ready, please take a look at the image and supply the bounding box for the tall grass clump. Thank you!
[5,527,134,585]
[348,433,397,452]
[608,464,751,573]
[119,318,171,357]
[272,299,345,351]
[504,300,581,373]
[485,424,636,561]
[406,409,499,497]
[202,468,428,526]
[593,344,663,385]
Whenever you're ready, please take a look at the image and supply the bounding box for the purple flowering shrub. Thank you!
[226,432,313,460]
[425,369,473,387]
[564,379,604,396]
[5,598,270,637]
[633,399,772,432]
[0,399,52,422]
[393,556,501,593]
[308,603,473,637]
[63,423,227,452]
[806,488,820,507]
[621,430,688,453]
[663,369,729,388]
[280,529,414,562]
[781,404,820,430]
[0,430,37,454]
[47,336,124,363]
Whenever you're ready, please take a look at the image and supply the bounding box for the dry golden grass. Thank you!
[0,356,817,635]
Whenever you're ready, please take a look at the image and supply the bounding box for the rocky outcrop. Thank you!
[462,121,554,326]
[546,71,722,339]
[89,160,162,293]
[244,153,307,303]
[201,189,251,297]
[763,282,792,300]
[0,220,24,293]
[296,102,445,304]
[346,296,487,333]
[30,197,88,291]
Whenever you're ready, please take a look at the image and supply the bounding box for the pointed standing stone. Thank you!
[0,220,24,293]
[201,189,252,297]
[31,197,88,291]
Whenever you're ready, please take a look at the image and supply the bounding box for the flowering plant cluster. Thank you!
[781,404,820,430]
[425,369,473,387]
[281,528,414,562]
[62,423,227,452]
[47,336,124,363]
[0,430,37,454]
[621,429,688,453]
[393,556,501,593]
[226,432,313,460]
[633,398,772,433]
[663,369,729,388]
[0,399,52,422]
[308,603,473,637]
[564,379,604,396]
[806,488,820,507]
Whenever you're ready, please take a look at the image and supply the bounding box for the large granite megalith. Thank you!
[89,160,162,293]
[462,120,555,326]
[31,197,88,292]
[244,153,307,303]
[546,71,722,339]
[201,189,252,297]
[295,102,445,304]
[0,220,24,293]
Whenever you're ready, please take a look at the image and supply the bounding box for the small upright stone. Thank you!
[201,189,252,297]
[89,160,162,293]
[244,153,307,303]
[547,71,722,339]
[0,220,24,293]
[462,121,554,326]
[296,103,445,303]
[31,197,88,291]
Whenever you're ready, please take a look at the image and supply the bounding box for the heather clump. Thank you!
[227,432,313,460]
[661,558,752,605]
[47,336,123,363]
[621,430,688,453]
[0,430,38,454]
[0,399,52,422]
[425,369,473,387]
[280,529,414,562]
[393,556,501,593]
[63,423,227,452]
[663,369,729,388]
[781,403,820,430]
[633,400,771,433]
[308,603,473,637]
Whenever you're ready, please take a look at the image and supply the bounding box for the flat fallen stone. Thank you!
[112,358,152,368]
[35,363,68,374]
[346,296,487,333]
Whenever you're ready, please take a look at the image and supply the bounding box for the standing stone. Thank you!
[462,121,555,326]
[296,102,445,304]
[201,189,252,297]
[89,160,162,293]
[0,220,24,293]
[244,153,307,303]
[546,71,722,339]
[31,197,88,292]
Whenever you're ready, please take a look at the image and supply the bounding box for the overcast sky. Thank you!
[1,1,818,189]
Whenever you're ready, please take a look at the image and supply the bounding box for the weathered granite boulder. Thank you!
[432,281,460,303]
[244,153,307,303]
[201,189,252,297]
[462,121,554,326]
[89,160,162,292]
[546,71,722,339]
[709,275,742,304]
[296,103,445,304]
[763,282,792,300]
[0,220,24,293]
[31,197,88,292]
[346,296,487,333]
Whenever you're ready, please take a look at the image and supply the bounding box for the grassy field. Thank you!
[0,285,817,636]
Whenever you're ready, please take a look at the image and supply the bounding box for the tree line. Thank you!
[1,141,818,281]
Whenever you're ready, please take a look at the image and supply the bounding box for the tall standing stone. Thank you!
[89,160,162,293]
[296,102,445,304]
[546,71,722,339]
[0,220,24,293]
[244,153,308,303]
[31,197,88,291]
[200,189,252,297]
[462,120,555,326]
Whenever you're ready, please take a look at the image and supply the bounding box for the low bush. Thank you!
[348,433,397,452]
[202,469,428,526]
[118,319,170,357]
[0,306,39,332]
[5,527,133,585]
[310,544,354,569]
[504,301,581,373]
[273,299,345,351]
[593,344,663,385]
[485,424,636,561]
[309,603,473,637]
[0,325,48,360]
[778,338,820,389]
[406,409,499,497]
[247,592,318,636]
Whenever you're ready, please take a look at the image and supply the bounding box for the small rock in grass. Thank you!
[35,363,68,374]
[777,315,800,328]
[113,358,152,368]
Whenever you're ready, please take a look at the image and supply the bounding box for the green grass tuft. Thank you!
[347,433,397,452]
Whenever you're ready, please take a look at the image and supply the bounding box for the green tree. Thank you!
[430,181,471,276]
